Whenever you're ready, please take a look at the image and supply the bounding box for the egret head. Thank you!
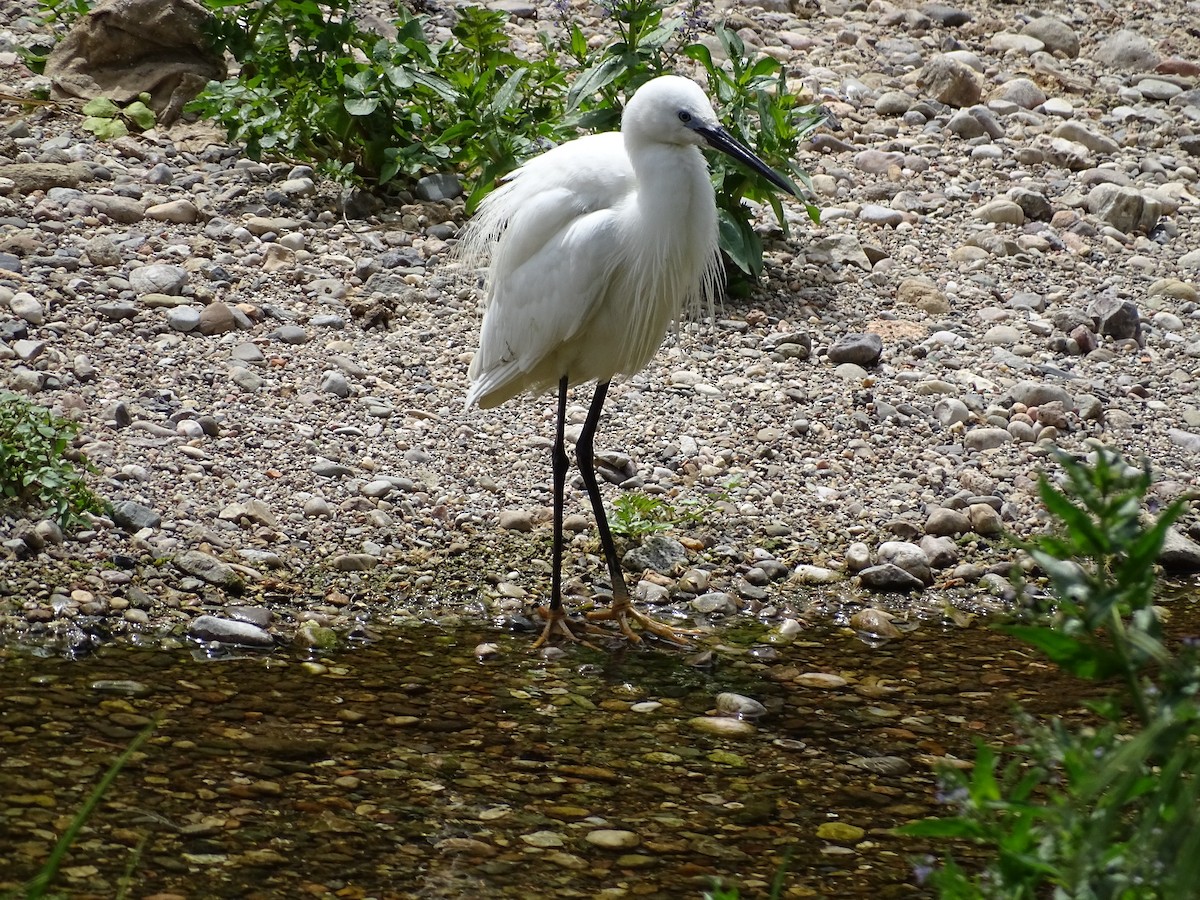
[621,75,720,147]
[622,75,798,197]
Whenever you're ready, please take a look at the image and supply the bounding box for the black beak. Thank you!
[698,124,798,197]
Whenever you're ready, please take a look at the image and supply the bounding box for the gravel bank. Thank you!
[2,0,1199,651]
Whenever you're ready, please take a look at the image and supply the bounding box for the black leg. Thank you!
[550,375,570,614]
[575,380,629,602]
[532,376,580,649]
[578,381,699,646]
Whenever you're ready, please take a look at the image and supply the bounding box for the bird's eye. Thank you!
[677,110,692,124]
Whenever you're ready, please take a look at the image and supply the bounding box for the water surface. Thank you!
[0,617,1108,898]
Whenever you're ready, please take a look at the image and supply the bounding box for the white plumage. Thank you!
[461,75,796,646]
[463,76,727,408]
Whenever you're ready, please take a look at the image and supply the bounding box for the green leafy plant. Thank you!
[15,0,94,74]
[559,0,689,131]
[80,94,156,139]
[189,0,821,281]
[425,6,567,210]
[897,448,1200,898]
[610,491,675,541]
[191,0,566,199]
[685,26,822,284]
[610,479,737,541]
[34,0,91,24]
[0,392,102,527]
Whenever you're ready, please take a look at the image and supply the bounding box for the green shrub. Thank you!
[897,448,1200,898]
[188,0,821,281]
[191,0,567,201]
[0,392,102,527]
[610,491,674,541]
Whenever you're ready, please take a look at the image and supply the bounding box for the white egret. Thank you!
[463,74,797,647]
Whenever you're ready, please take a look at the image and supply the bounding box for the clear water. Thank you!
[0,615,1136,898]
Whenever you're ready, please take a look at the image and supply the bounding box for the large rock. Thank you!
[44,0,225,124]
[0,162,93,195]
[1159,527,1200,572]
[1088,295,1141,341]
[1020,16,1080,58]
[1095,30,1160,71]
[1087,184,1162,234]
[623,534,687,574]
[918,55,981,107]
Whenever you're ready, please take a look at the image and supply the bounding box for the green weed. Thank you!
[897,448,1200,898]
[0,392,102,527]
[8,720,156,900]
[185,0,819,279]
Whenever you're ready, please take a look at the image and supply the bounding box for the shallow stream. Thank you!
[0,610,1158,899]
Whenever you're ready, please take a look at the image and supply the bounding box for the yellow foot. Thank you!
[585,599,699,646]
[530,606,605,650]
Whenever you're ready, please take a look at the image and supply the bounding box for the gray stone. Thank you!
[1088,295,1141,340]
[1087,184,1162,234]
[918,55,981,107]
[964,427,1012,452]
[145,199,199,223]
[228,366,264,392]
[623,534,687,574]
[175,550,243,589]
[692,592,737,615]
[274,325,310,344]
[859,204,905,226]
[1052,121,1119,155]
[498,509,534,531]
[0,161,92,194]
[321,371,352,397]
[1168,429,1200,454]
[88,195,145,223]
[933,397,970,426]
[921,3,972,26]
[414,172,463,202]
[198,302,238,335]
[973,199,1024,225]
[989,77,1045,109]
[1159,528,1200,572]
[852,149,905,174]
[845,542,872,571]
[9,292,44,325]
[876,540,932,583]
[919,535,959,568]
[278,177,316,197]
[1021,16,1079,58]
[875,91,913,115]
[857,563,926,592]
[165,306,201,332]
[1007,188,1052,221]
[947,109,986,138]
[130,263,187,296]
[827,332,883,366]
[331,553,379,571]
[925,507,971,536]
[109,499,161,531]
[187,614,274,647]
[218,499,277,527]
[804,234,871,269]
[1095,30,1159,71]
[84,234,121,266]
[1009,382,1073,408]
[968,503,1004,536]
[1137,78,1182,101]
